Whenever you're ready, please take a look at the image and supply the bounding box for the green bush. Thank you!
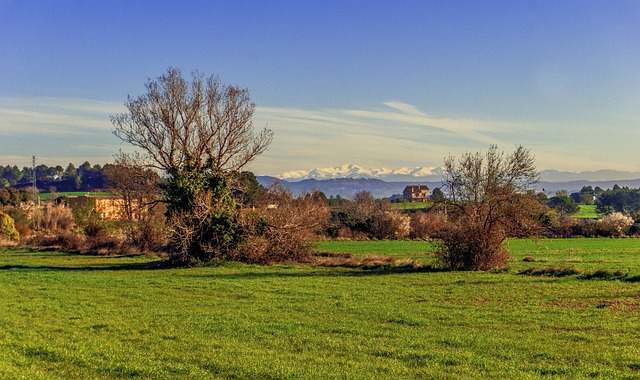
[0,211,20,241]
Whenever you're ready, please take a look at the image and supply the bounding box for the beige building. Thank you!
[403,185,430,202]
[60,195,132,220]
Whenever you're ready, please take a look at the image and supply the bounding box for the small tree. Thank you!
[598,212,634,237]
[437,145,543,270]
[0,211,20,242]
[104,152,161,222]
[111,68,272,264]
[548,194,579,215]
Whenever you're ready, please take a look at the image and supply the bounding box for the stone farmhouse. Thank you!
[58,195,133,220]
[403,185,430,202]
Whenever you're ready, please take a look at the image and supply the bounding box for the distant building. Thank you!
[403,185,430,202]
[58,195,134,220]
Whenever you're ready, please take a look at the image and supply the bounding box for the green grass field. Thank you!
[1,238,639,379]
[574,205,602,219]
[390,201,433,211]
[39,192,112,201]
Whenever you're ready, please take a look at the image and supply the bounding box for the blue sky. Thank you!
[1,1,638,175]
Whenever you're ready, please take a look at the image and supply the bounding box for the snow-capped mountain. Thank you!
[277,164,445,182]
[260,166,640,198]
[276,164,640,183]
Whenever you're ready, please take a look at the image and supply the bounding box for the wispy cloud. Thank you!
[0,96,125,165]
[0,96,124,136]
[252,101,639,174]
[1,96,637,173]
[252,101,543,174]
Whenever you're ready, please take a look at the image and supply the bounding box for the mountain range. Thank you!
[276,164,640,183]
[257,165,640,198]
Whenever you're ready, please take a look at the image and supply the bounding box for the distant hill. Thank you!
[257,176,442,199]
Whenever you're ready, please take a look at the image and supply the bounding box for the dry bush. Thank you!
[123,220,168,253]
[436,146,543,271]
[32,204,75,232]
[119,202,167,253]
[234,186,330,264]
[541,211,580,237]
[409,211,448,240]
[26,231,86,252]
[329,192,411,240]
[314,252,420,269]
[437,224,510,271]
[598,212,634,237]
[376,211,410,240]
[86,233,124,255]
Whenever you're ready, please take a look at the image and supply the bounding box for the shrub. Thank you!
[3,207,31,238]
[234,187,330,264]
[597,212,634,237]
[328,192,410,240]
[32,204,75,232]
[0,211,20,242]
[26,231,86,252]
[436,224,510,271]
[409,211,448,240]
[123,220,168,253]
[436,146,543,271]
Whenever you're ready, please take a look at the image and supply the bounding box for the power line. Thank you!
[32,156,38,205]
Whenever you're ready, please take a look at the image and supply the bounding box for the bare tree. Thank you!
[437,145,544,270]
[111,67,273,175]
[104,152,161,222]
[111,68,273,264]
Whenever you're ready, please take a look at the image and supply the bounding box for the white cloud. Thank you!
[1,96,638,173]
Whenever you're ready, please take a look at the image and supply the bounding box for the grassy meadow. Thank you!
[574,205,602,219]
[1,238,640,379]
[38,192,113,201]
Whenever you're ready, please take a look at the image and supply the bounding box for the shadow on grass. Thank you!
[0,261,169,271]
[189,265,449,279]
[0,260,445,276]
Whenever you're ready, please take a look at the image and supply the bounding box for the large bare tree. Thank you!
[437,145,544,270]
[111,67,273,175]
[111,68,273,264]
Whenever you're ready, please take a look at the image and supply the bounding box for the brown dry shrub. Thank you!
[235,186,330,264]
[598,212,634,237]
[86,232,124,255]
[410,212,449,240]
[314,252,420,269]
[33,204,75,232]
[436,223,510,271]
[123,221,168,253]
[26,231,87,252]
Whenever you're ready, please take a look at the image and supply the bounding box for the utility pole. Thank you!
[32,155,38,205]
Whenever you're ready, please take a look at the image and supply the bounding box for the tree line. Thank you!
[0,162,107,192]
